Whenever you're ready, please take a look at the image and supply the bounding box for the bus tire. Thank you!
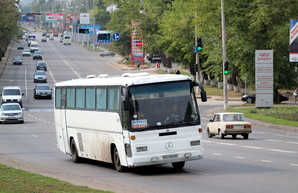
[113,147,124,172]
[70,140,81,163]
[172,161,185,169]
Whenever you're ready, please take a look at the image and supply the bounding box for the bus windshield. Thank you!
[128,81,200,131]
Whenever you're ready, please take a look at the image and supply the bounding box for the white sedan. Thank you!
[206,112,252,139]
[0,103,24,123]
[22,49,31,56]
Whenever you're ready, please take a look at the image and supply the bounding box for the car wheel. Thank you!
[207,128,213,138]
[70,139,82,163]
[172,161,185,169]
[219,130,225,139]
[232,134,237,139]
[113,146,124,172]
[243,134,249,139]
[247,98,253,103]
[20,120,24,124]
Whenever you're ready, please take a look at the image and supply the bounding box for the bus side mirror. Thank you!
[192,81,207,102]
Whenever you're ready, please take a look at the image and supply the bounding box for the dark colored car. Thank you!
[34,84,52,99]
[33,51,42,60]
[12,57,23,65]
[46,34,50,38]
[241,92,289,103]
[42,32,47,36]
[41,38,47,42]
[17,44,24,50]
[36,61,47,71]
[99,51,115,57]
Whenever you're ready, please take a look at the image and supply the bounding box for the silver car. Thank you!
[33,70,47,83]
[0,103,24,123]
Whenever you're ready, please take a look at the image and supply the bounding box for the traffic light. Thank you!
[97,33,111,41]
[196,38,203,52]
[79,28,89,34]
[224,61,229,75]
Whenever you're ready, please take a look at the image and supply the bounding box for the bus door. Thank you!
[60,88,70,153]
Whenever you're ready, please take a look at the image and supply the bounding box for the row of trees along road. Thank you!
[0,0,20,61]
[29,0,298,101]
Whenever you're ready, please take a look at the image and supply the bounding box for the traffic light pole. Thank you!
[221,0,228,110]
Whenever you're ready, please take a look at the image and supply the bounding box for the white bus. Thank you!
[54,73,207,172]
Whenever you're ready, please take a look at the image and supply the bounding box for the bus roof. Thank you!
[55,73,192,87]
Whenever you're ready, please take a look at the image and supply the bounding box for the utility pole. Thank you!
[221,0,228,110]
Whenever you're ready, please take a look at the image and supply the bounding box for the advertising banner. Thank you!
[131,21,144,66]
[20,13,36,22]
[80,13,90,24]
[255,50,274,108]
[290,19,298,62]
[46,13,64,22]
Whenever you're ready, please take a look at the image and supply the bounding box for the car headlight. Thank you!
[136,146,148,152]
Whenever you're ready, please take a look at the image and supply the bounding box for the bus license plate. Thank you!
[163,154,178,160]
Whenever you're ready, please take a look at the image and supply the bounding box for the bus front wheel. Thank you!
[113,147,124,172]
[172,161,185,169]
[70,140,82,163]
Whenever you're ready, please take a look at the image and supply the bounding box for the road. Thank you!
[0,32,297,193]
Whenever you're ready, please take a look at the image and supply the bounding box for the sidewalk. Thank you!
[0,41,14,76]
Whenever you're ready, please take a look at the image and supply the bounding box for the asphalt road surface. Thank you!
[0,32,297,193]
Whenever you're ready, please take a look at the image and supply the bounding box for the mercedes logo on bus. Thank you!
[165,142,174,150]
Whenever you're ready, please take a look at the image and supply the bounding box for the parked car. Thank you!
[22,49,31,56]
[49,37,54,41]
[206,112,252,139]
[33,84,52,99]
[36,61,47,71]
[147,54,162,63]
[12,57,23,65]
[0,103,24,124]
[99,51,115,57]
[41,38,47,42]
[33,70,47,83]
[241,92,289,103]
[33,51,42,60]
[17,44,24,50]
[0,86,24,107]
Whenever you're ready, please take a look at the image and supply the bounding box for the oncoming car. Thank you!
[206,112,252,139]
[0,103,24,124]
[33,70,47,83]
[34,84,52,99]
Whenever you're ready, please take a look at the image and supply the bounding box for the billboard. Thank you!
[20,13,36,22]
[46,13,64,22]
[80,13,90,24]
[131,21,144,66]
[65,13,79,25]
[290,19,298,62]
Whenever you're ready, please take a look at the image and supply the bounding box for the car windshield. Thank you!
[1,104,21,111]
[223,114,245,122]
[36,86,50,90]
[3,89,21,95]
[35,71,45,75]
[128,81,200,131]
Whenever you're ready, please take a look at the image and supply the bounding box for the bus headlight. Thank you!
[190,140,200,146]
[136,146,148,152]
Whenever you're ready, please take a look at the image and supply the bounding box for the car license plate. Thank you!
[233,126,244,129]
[163,154,178,160]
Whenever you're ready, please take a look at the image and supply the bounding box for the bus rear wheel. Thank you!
[113,147,124,172]
[70,140,82,163]
[172,161,185,169]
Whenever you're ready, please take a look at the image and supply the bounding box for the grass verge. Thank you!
[0,164,113,193]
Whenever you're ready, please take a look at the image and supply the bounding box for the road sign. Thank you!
[112,33,120,41]
[79,29,89,34]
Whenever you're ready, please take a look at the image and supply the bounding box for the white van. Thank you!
[1,86,24,107]
[30,41,39,52]
[63,35,71,45]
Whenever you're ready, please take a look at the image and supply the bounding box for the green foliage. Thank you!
[0,164,113,193]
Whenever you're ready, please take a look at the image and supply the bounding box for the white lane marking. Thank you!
[217,142,237,146]
[213,153,222,156]
[240,145,265,150]
[32,135,37,138]
[24,67,28,99]
[235,156,245,159]
[266,139,282,143]
[290,163,298,167]
[268,149,297,154]
[286,141,298,145]
[48,42,81,78]
[261,160,272,163]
